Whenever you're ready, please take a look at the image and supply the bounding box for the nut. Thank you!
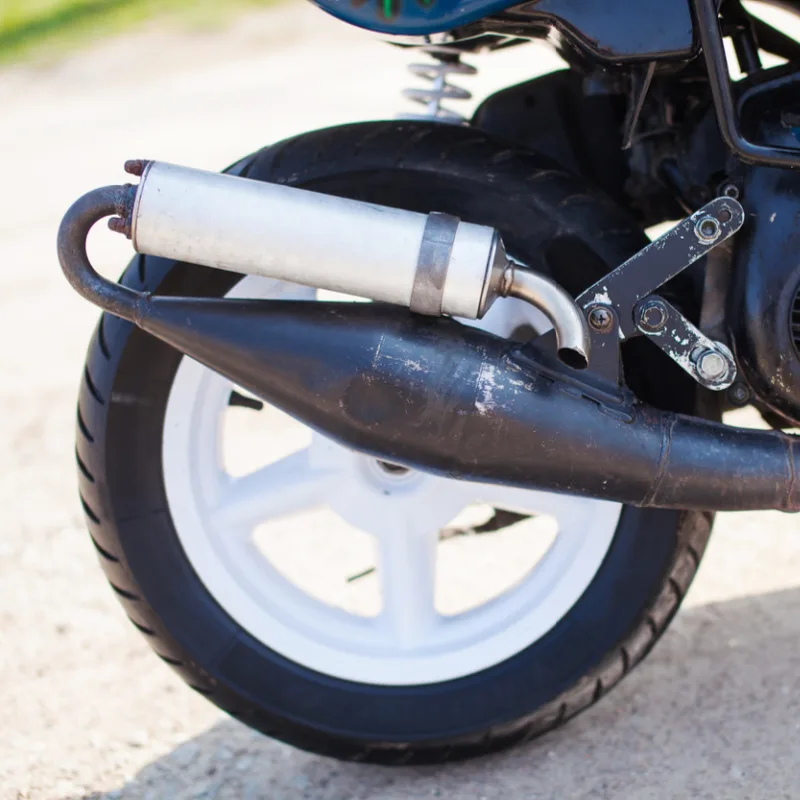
[638,298,668,333]
[695,215,721,243]
[719,182,740,200]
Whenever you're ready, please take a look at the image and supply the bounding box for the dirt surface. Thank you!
[2,3,800,798]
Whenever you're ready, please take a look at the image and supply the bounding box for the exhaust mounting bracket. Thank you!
[562,196,745,387]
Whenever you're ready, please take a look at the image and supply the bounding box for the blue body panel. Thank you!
[311,0,527,35]
[309,0,695,58]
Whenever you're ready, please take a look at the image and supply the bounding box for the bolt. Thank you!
[107,217,126,234]
[124,159,149,177]
[637,298,668,333]
[728,382,750,406]
[695,348,729,382]
[107,216,132,239]
[588,305,614,333]
[695,215,721,243]
[719,182,740,200]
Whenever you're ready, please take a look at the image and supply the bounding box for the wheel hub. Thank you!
[376,460,412,476]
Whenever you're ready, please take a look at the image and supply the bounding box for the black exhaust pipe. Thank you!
[58,187,800,513]
[134,297,798,512]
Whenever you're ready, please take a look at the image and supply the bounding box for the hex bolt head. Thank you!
[695,215,721,243]
[695,348,729,382]
[588,305,614,333]
[638,298,668,333]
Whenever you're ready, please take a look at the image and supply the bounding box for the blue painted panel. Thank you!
[310,0,695,61]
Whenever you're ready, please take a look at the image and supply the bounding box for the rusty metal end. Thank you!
[124,159,150,177]
[105,183,138,239]
[108,216,128,236]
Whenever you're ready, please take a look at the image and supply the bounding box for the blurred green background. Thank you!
[0,0,276,62]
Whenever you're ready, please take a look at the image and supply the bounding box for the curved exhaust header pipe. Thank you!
[57,163,800,513]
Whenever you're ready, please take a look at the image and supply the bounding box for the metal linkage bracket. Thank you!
[634,295,736,390]
[573,197,745,387]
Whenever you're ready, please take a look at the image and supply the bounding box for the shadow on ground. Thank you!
[78,587,800,800]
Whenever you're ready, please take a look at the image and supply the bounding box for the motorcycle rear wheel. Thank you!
[76,121,714,764]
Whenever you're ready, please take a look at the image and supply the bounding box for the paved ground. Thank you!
[2,3,800,798]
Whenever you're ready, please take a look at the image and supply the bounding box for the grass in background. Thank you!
[0,0,277,63]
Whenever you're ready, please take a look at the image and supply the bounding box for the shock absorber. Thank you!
[400,45,477,123]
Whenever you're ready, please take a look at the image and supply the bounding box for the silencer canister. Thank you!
[130,161,506,319]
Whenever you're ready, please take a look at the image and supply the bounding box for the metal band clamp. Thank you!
[410,211,459,316]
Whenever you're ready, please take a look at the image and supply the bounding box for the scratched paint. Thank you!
[475,361,500,416]
[371,334,386,370]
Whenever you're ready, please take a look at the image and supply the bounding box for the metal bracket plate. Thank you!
[576,198,745,337]
[573,197,745,386]
[634,295,737,390]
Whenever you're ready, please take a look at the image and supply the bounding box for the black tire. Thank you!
[76,121,715,764]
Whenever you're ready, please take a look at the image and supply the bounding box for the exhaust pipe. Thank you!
[57,165,800,512]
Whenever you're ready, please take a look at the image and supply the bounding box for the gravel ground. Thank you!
[2,4,800,798]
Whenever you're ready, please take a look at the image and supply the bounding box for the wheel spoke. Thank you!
[376,519,440,648]
[211,448,335,530]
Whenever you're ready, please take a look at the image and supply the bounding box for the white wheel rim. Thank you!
[163,276,622,685]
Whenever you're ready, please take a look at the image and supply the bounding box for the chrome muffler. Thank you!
[57,161,800,513]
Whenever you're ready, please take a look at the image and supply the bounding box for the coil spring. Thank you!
[400,46,477,124]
